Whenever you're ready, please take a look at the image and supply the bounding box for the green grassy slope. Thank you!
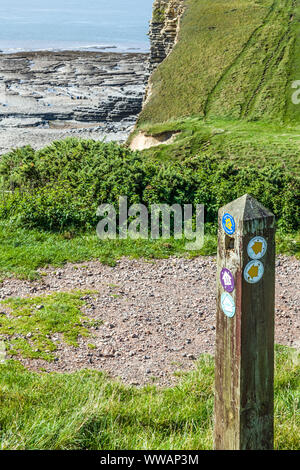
[137,117,300,171]
[132,0,300,241]
[139,0,300,125]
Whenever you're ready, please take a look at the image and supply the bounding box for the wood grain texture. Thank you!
[215,194,275,450]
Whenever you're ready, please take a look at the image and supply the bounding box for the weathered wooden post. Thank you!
[214,194,275,450]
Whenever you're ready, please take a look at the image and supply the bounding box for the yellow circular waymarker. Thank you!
[247,236,267,260]
[244,260,264,284]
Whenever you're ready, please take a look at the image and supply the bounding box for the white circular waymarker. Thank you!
[247,236,267,260]
[244,260,264,284]
[221,292,236,318]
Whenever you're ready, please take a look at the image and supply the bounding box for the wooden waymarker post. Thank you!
[215,194,275,450]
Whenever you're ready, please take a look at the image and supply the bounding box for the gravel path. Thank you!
[0,255,299,387]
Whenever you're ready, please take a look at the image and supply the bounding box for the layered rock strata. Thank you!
[0,51,148,153]
[131,1,185,150]
[148,0,185,73]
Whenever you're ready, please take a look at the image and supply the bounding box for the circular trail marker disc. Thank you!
[244,260,264,284]
[220,268,235,293]
[222,213,236,236]
[221,292,236,318]
[247,236,267,260]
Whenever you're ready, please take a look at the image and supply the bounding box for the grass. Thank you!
[0,221,218,279]
[0,345,298,450]
[0,221,298,280]
[136,117,300,173]
[134,0,300,188]
[0,291,99,361]
[139,0,300,125]
[131,0,300,244]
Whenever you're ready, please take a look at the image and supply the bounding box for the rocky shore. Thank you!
[0,51,148,154]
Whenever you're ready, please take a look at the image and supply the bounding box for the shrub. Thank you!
[0,138,298,232]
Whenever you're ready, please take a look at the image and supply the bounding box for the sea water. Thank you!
[0,0,153,53]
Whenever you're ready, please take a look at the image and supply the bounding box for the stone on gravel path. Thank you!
[0,254,299,387]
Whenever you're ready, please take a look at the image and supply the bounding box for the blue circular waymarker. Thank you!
[222,213,236,235]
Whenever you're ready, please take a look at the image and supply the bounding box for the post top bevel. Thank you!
[219,194,275,222]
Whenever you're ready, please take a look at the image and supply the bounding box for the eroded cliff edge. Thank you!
[143,0,185,108]
[130,0,185,150]
[148,0,185,75]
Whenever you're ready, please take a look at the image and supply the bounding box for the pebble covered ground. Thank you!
[0,254,299,387]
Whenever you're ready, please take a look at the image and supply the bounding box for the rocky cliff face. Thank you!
[130,0,185,150]
[148,0,185,74]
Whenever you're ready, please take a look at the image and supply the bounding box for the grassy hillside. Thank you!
[133,0,300,222]
[137,117,300,172]
[0,1,299,278]
[139,0,300,124]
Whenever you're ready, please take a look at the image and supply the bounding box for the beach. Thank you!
[0,50,148,154]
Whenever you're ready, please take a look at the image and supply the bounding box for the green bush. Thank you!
[2,183,98,231]
[0,138,299,232]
